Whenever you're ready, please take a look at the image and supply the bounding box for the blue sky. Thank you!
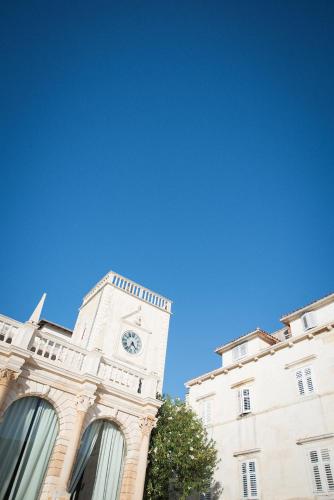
[1,1,333,396]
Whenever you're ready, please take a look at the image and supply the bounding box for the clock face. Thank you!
[121,331,142,355]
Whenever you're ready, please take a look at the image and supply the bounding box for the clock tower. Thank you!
[72,270,172,394]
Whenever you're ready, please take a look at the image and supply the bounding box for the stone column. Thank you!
[0,369,19,412]
[133,416,156,500]
[56,393,95,500]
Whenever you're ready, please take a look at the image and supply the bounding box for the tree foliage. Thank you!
[144,396,218,500]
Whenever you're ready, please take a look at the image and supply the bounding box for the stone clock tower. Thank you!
[72,271,171,395]
[0,270,172,500]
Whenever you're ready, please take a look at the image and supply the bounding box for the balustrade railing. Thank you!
[98,357,143,394]
[83,271,172,313]
[0,316,19,344]
[29,332,86,372]
[0,320,153,397]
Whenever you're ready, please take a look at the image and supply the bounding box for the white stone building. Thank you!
[186,293,334,500]
[0,270,171,500]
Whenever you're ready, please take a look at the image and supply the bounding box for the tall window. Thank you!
[241,460,258,499]
[309,448,334,494]
[232,342,248,362]
[200,399,212,426]
[0,396,58,500]
[69,419,125,500]
[295,366,314,396]
[238,388,252,415]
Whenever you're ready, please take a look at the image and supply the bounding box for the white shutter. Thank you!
[241,460,258,499]
[201,399,212,426]
[238,388,252,415]
[309,448,334,494]
[302,312,316,330]
[296,366,314,396]
[304,367,314,393]
[296,369,305,395]
[232,342,248,361]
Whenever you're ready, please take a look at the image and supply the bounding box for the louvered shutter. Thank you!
[239,342,247,357]
[310,448,334,494]
[239,388,252,415]
[241,462,248,498]
[296,369,305,395]
[248,461,258,497]
[232,342,248,361]
[302,312,316,330]
[296,366,314,396]
[304,367,314,393]
[241,460,258,499]
[310,450,323,492]
[201,399,212,426]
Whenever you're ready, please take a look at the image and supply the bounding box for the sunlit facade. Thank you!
[186,293,334,499]
[0,271,171,500]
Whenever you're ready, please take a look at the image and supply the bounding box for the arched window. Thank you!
[0,396,58,500]
[69,419,125,500]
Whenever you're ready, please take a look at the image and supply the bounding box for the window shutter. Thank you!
[322,449,334,492]
[241,460,258,499]
[304,367,314,393]
[232,342,248,361]
[249,461,258,497]
[241,462,248,498]
[243,389,251,413]
[239,388,252,415]
[302,312,316,331]
[201,399,212,426]
[296,369,305,395]
[239,342,247,357]
[232,346,239,361]
[310,450,323,492]
[296,366,314,396]
[309,448,334,494]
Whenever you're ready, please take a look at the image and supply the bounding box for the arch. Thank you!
[69,418,125,500]
[0,396,59,500]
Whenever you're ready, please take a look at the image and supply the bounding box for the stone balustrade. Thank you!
[29,331,86,372]
[0,315,20,344]
[0,317,156,398]
[82,270,172,313]
[98,357,145,395]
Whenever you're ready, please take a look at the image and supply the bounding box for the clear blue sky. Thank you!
[1,1,333,397]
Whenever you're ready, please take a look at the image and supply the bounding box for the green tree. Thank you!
[144,396,218,500]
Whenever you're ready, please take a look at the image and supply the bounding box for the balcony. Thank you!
[0,314,157,399]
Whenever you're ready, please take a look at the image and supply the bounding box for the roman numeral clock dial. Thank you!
[121,331,142,355]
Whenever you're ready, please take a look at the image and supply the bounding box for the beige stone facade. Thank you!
[186,293,334,499]
[0,270,171,500]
